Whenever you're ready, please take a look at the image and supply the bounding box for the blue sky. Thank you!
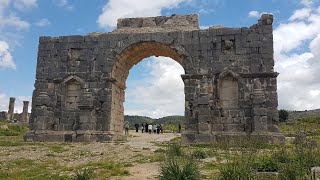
[0,0,320,118]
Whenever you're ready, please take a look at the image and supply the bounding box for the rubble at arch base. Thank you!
[25,14,285,144]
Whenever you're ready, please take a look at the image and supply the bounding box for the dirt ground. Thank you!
[0,131,180,180]
[113,131,180,180]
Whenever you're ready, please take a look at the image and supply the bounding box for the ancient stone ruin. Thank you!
[0,97,30,124]
[25,14,284,143]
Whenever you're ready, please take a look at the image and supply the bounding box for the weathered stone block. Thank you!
[253,108,267,116]
[224,124,244,132]
[198,115,209,123]
[253,116,268,132]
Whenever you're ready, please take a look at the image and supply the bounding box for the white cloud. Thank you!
[13,0,37,10]
[200,26,208,29]
[97,0,190,29]
[0,0,30,30]
[0,40,16,69]
[0,93,8,112]
[301,0,314,7]
[0,1,9,15]
[53,0,73,10]
[289,8,312,21]
[0,14,30,30]
[275,2,320,110]
[248,10,272,18]
[274,9,320,54]
[35,18,50,27]
[248,10,260,17]
[0,0,32,70]
[124,56,185,118]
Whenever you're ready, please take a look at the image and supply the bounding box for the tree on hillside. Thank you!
[279,109,289,122]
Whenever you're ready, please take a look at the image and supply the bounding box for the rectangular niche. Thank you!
[219,76,239,109]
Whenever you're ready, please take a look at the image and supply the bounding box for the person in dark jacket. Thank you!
[135,123,139,132]
[145,123,148,133]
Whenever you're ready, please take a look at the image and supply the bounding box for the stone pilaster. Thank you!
[251,79,268,132]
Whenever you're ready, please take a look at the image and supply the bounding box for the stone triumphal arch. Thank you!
[26,14,284,144]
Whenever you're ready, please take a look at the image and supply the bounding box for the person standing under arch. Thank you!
[148,124,152,134]
[141,123,144,133]
[124,121,129,135]
[145,123,148,133]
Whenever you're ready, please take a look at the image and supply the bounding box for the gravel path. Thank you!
[125,131,181,151]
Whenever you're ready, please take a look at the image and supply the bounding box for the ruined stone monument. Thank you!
[7,97,15,121]
[25,14,284,143]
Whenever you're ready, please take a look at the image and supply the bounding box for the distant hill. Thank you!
[288,109,320,121]
[126,109,320,125]
[124,115,184,126]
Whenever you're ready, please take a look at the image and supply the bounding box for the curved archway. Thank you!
[109,41,191,134]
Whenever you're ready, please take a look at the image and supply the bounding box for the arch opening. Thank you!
[125,56,185,118]
[110,42,187,134]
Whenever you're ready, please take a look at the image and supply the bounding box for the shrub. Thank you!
[166,143,183,157]
[255,156,279,172]
[273,148,290,163]
[191,149,207,159]
[278,162,306,180]
[217,152,255,180]
[160,158,200,180]
[275,132,320,179]
[217,160,254,180]
[279,109,289,122]
[72,168,94,180]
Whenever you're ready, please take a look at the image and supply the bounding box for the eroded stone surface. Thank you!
[27,14,284,144]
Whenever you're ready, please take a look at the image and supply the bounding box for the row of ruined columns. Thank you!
[5,97,30,124]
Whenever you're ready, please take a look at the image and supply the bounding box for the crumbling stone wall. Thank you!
[26,14,284,143]
[0,112,6,121]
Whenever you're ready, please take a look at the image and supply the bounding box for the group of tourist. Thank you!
[124,121,182,135]
[135,123,163,134]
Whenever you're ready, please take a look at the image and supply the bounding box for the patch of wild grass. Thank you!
[48,144,69,153]
[216,150,257,180]
[191,149,207,160]
[214,131,320,179]
[160,157,200,180]
[0,159,66,180]
[159,143,201,180]
[134,153,166,163]
[75,160,130,177]
[279,116,320,136]
[72,168,94,180]
[166,143,183,157]
[0,122,29,136]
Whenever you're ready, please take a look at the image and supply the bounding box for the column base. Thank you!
[181,131,285,145]
[24,130,127,142]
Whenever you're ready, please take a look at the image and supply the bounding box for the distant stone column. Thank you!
[22,101,29,123]
[7,97,15,121]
